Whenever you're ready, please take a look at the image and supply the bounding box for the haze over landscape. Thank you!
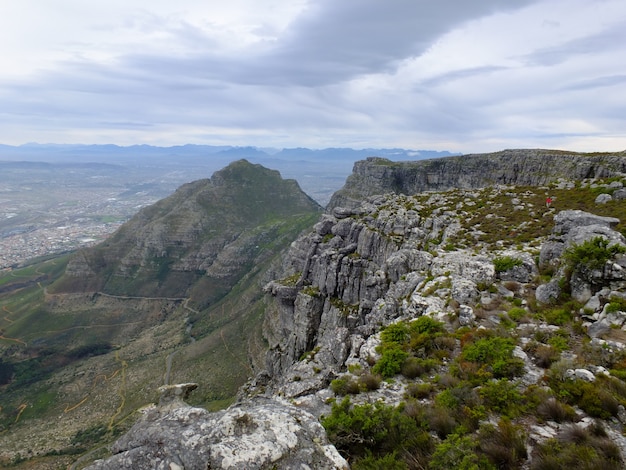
[0,0,625,152]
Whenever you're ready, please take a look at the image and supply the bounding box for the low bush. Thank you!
[494,256,523,273]
[507,307,527,322]
[479,379,523,417]
[477,419,527,470]
[372,346,408,378]
[430,433,496,470]
[321,397,433,467]
[331,376,361,396]
[405,382,434,399]
[563,236,626,273]
[400,357,438,379]
[536,397,577,423]
[531,423,623,470]
[455,334,525,383]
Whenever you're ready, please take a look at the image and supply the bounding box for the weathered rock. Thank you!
[536,279,562,304]
[458,304,476,326]
[87,396,348,470]
[158,383,198,411]
[495,250,538,283]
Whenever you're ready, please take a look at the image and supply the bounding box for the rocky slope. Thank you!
[87,151,626,469]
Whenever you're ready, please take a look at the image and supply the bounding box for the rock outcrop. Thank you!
[536,210,626,304]
[329,150,626,209]
[87,386,348,470]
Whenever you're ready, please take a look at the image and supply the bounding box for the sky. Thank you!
[0,0,625,153]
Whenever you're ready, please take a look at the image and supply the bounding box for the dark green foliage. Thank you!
[479,379,523,417]
[405,382,434,399]
[507,306,527,322]
[548,376,620,419]
[67,342,113,359]
[430,433,496,470]
[352,452,408,470]
[455,334,525,383]
[563,236,626,273]
[535,306,573,326]
[374,317,452,378]
[358,373,382,391]
[372,346,408,378]
[381,322,410,344]
[536,397,577,423]
[321,397,433,467]
[493,256,523,273]
[400,357,438,379]
[331,376,361,396]
[331,373,382,395]
[605,295,626,313]
[433,385,486,434]
[0,359,14,385]
[71,424,108,447]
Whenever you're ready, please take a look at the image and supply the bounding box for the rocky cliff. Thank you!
[329,149,626,209]
[87,151,626,469]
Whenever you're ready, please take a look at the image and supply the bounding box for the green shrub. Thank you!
[433,385,485,433]
[548,376,620,419]
[430,433,496,470]
[531,427,623,470]
[381,322,410,345]
[321,397,433,466]
[479,379,523,417]
[331,376,358,396]
[536,397,577,423]
[536,307,573,326]
[494,256,523,273]
[405,382,434,399]
[507,307,527,322]
[358,373,382,392]
[605,295,626,313]
[400,357,438,379]
[456,335,525,383]
[352,452,408,470]
[563,236,626,273]
[373,346,408,378]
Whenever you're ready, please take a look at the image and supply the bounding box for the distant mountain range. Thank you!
[0,143,458,205]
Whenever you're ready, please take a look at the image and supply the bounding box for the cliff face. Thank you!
[255,165,626,468]
[329,149,626,209]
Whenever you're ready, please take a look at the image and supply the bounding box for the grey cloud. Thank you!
[419,66,510,88]
[106,0,540,88]
[520,21,626,66]
[560,74,626,91]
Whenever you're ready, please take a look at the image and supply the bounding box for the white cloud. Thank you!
[0,0,625,152]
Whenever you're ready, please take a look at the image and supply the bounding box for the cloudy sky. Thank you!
[1,0,625,153]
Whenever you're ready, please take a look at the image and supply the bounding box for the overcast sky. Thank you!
[1,0,625,153]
